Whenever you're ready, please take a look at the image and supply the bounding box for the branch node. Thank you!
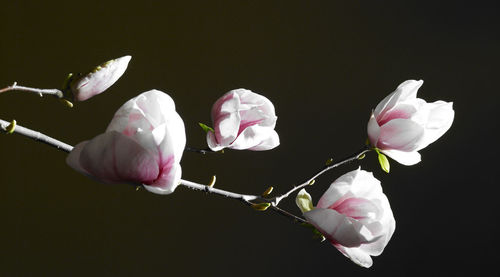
[6,119,17,134]
[208,175,216,188]
[251,202,271,211]
[261,186,274,197]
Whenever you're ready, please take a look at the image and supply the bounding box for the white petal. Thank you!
[106,89,186,162]
[348,169,382,199]
[360,215,396,256]
[216,112,241,145]
[417,101,454,151]
[206,131,224,151]
[107,89,172,133]
[247,130,280,151]
[334,245,374,268]
[66,141,90,176]
[382,149,421,165]
[374,80,423,118]
[229,125,273,150]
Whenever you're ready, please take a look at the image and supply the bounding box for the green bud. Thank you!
[375,149,390,173]
[295,189,313,213]
[252,202,271,211]
[325,158,333,166]
[5,119,16,134]
[198,122,215,133]
[312,228,326,242]
[59,98,74,108]
[208,175,216,188]
[261,186,274,197]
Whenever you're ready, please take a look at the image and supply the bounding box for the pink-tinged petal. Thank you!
[211,91,239,119]
[304,208,375,247]
[317,169,383,210]
[143,160,182,195]
[381,149,421,165]
[334,197,381,221]
[376,104,416,126]
[66,141,90,176]
[248,130,280,151]
[334,244,373,268]
[79,131,159,184]
[316,179,352,209]
[374,80,423,118]
[367,113,380,147]
[417,101,454,151]
[306,169,395,267]
[210,90,241,147]
[71,55,131,101]
[208,88,279,151]
[377,118,424,151]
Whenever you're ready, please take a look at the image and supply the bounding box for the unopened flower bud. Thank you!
[70,55,131,101]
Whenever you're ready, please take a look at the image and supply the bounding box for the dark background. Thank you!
[0,1,497,276]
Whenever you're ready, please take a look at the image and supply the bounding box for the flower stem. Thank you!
[0,82,64,98]
[0,118,306,223]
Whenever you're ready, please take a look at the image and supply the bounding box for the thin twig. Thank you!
[272,145,371,206]
[0,82,64,98]
[184,146,216,154]
[179,179,259,202]
[270,205,307,224]
[178,179,307,224]
[0,119,73,153]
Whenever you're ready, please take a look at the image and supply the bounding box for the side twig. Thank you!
[184,146,216,154]
[272,145,371,206]
[0,82,64,98]
[178,179,307,224]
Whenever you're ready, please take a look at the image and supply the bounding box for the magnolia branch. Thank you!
[179,179,307,223]
[0,118,306,223]
[0,118,367,225]
[0,82,64,98]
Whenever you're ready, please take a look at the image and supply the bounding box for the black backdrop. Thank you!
[0,1,497,276]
